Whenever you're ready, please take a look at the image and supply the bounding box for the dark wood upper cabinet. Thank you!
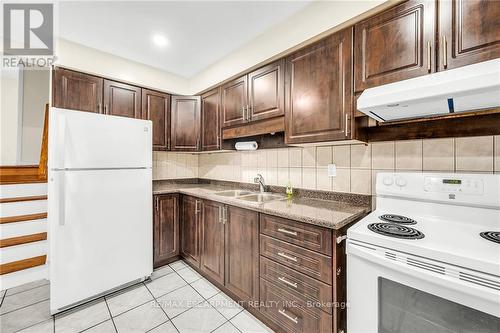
[439,0,500,71]
[181,196,201,268]
[285,28,353,144]
[224,206,259,303]
[200,200,225,284]
[354,0,436,92]
[142,89,171,151]
[248,60,285,122]
[170,96,201,151]
[153,194,179,268]
[221,76,248,128]
[103,80,142,118]
[201,88,221,151]
[52,68,103,113]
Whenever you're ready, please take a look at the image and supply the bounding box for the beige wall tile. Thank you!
[351,144,371,169]
[258,150,267,169]
[316,146,333,166]
[277,149,289,168]
[396,140,422,170]
[423,138,454,171]
[456,136,494,172]
[316,167,333,191]
[277,167,289,186]
[351,169,371,195]
[266,150,278,168]
[495,136,500,172]
[302,147,316,167]
[289,148,302,167]
[372,141,395,170]
[302,168,316,189]
[333,168,350,193]
[333,146,350,168]
[289,168,302,188]
[267,167,278,185]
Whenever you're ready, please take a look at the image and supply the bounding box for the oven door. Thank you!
[347,240,500,333]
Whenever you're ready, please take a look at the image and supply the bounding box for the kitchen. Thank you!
[0,1,499,333]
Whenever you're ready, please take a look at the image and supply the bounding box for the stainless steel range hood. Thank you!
[357,59,500,122]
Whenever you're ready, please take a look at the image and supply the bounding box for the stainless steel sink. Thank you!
[237,193,286,203]
[214,190,255,197]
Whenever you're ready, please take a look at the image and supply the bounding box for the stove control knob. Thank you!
[382,176,394,186]
[395,177,407,187]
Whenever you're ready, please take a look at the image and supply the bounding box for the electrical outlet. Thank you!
[328,164,337,177]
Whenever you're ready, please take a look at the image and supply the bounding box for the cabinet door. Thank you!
[143,89,171,151]
[153,194,179,268]
[171,96,201,151]
[201,88,221,151]
[52,68,103,113]
[248,60,284,122]
[181,196,201,268]
[221,76,247,128]
[224,206,259,302]
[285,28,353,144]
[200,200,225,284]
[439,0,500,70]
[103,80,142,118]
[354,0,436,92]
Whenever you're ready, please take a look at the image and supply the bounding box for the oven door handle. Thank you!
[347,241,500,311]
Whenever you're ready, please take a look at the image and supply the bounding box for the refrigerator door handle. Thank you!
[58,172,66,226]
[57,114,67,169]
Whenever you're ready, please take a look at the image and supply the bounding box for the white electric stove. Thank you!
[347,172,500,333]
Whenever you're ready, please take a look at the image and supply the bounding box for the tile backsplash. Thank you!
[154,135,500,196]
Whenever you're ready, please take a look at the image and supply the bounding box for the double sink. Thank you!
[214,190,286,203]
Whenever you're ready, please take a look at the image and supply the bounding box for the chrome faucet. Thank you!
[254,174,266,193]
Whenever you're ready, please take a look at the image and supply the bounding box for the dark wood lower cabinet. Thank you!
[153,194,179,267]
[180,196,201,268]
[200,200,225,284]
[224,206,260,304]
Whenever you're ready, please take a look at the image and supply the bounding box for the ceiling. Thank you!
[58,1,311,78]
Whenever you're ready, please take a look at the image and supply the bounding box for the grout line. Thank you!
[143,280,182,333]
[0,297,49,316]
[3,280,50,298]
[103,295,118,333]
[0,290,6,308]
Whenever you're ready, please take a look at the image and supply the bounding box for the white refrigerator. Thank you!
[48,108,153,314]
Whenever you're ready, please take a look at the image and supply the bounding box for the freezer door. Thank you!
[49,108,152,169]
[48,168,152,313]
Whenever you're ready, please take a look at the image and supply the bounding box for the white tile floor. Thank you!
[0,260,274,333]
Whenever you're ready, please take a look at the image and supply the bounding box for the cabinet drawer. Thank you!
[260,214,332,255]
[260,278,332,333]
[260,256,333,314]
[260,235,332,284]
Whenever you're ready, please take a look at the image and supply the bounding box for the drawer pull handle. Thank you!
[278,276,298,288]
[278,309,298,324]
[278,252,297,262]
[277,228,297,236]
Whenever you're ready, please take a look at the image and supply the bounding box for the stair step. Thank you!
[0,183,47,199]
[0,195,47,203]
[0,213,48,224]
[0,255,46,275]
[0,232,48,248]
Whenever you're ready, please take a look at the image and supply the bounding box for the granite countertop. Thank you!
[153,183,370,230]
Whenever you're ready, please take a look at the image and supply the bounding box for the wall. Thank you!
[179,136,500,196]
[1,67,21,165]
[189,0,387,93]
[55,39,191,95]
[152,152,198,180]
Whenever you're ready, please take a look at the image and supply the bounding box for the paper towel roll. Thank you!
[235,141,258,151]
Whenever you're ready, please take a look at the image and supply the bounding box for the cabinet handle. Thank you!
[427,41,432,72]
[278,276,298,288]
[104,104,108,114]
[442,35,447,69]
[222,206,227,224]
[278,309,298,324]
[278,252,297,262]
[195,200,201,214]
[218,206,222,223]
[98,103,102,113]
[345,114,350,136]
[155,197,159,212]
[277,228,297,236]
[247,105,251,121]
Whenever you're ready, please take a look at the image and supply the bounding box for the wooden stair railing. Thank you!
[0,103,49,184]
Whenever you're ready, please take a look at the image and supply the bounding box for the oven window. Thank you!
[378,277,500,333]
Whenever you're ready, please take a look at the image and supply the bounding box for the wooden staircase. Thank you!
[0,105,49,289]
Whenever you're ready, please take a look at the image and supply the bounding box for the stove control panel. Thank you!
[423,176,484,195]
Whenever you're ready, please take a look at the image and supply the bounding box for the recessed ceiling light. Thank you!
[152,34,168,47]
